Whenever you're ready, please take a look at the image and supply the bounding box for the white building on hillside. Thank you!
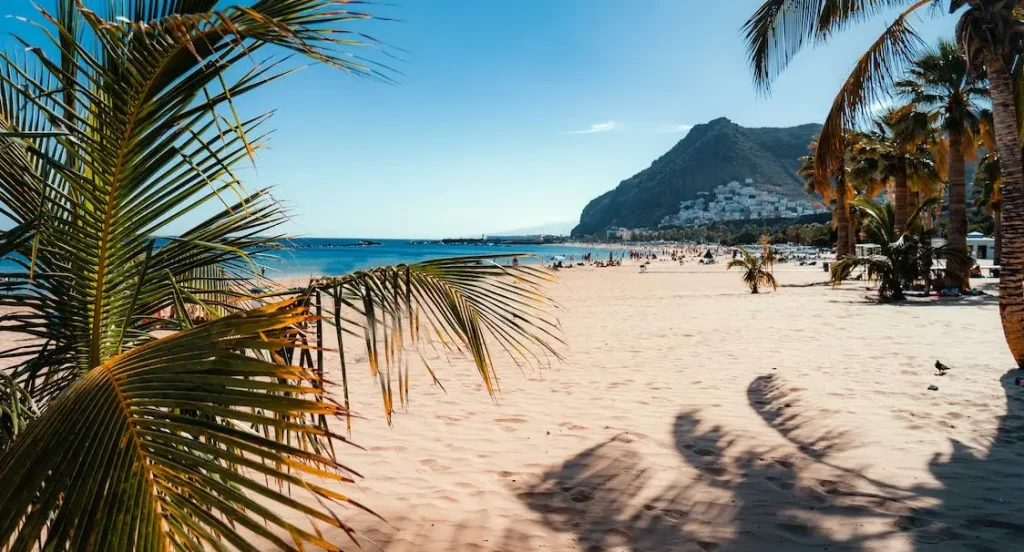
[659,178,824,227]
[606,227,633,241]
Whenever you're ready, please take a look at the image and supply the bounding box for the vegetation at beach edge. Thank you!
[743,1,1017,318]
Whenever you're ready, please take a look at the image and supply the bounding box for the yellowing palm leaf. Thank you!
[311,255,563,423]
[0,0,384,403]
[0,299,369,552]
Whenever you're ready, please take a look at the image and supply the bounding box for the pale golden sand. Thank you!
[7,259,1016,551]
[297,261,1024,552]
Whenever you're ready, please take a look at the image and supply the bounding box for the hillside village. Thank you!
[658,179,826,227]
[571,118,822,236]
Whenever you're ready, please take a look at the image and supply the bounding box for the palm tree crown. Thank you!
[897,39,987,288]
[832,197,938,302]
[727,248,779,294]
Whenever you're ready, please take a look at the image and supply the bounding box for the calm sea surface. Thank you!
[262,238,612,278]
[0,238,615,279]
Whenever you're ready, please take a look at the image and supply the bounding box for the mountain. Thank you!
[571,117,822,236]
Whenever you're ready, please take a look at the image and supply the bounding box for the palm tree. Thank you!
[798,134,865,258]
[799,141,851,258]
[0,3,560,550]
[975,152,1003,263]
[897,40,987,290]
[832,198,936,302]
[727,247,779,293]
[744,0,1024,365]
[891,106,944,231]
[853,108,943,233]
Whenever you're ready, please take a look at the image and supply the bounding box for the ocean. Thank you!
[262,238,613,278]
[0,238,615,279]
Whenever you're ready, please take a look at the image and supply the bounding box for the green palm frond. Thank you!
[743,0,923,93]
[0,373,38,453]
[0,0,387,405]
[727,248,778,293]
[973,151,1002,213]
[309,255,562,423]
[832,253,902,296]
[0,299,371,552]
[833,196,941,301]
[814,1,930,179]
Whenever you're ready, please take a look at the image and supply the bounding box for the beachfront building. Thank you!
[967,232,997,260]
[856,243,882,257]
[659,179,824,227]
[606,227,634,241]
[931,232,998,261]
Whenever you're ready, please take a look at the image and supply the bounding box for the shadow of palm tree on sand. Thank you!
[517,370,1024,551]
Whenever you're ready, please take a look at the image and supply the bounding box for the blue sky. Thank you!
[2,1,959,238]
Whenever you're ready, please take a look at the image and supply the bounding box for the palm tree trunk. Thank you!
[995,207,1002,265]
[987,54,1024,367]
[834,168,851,258]
[906,178,919,225]
[848,216,856,254]
[836,194,850,258]
[895,162,908,235]
[947,134,969,290]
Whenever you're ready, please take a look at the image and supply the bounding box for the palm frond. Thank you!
[727,247,777,293]
[832,254,893,285]
[0,373,38,454]
[0,299,371,552]
[743,0,823,92]
[743,0,921,93]
[0,0,389,406]
[813,0,930,179]
[309,255,563,423]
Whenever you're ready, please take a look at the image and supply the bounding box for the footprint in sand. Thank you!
[557,421,587,431]
[419,458,450,472]
[495,417,528,424]
[436,415,462,423]
[816,478,841,494]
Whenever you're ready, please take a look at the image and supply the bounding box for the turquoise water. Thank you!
[0,238,614,279]
[262,238,612,278]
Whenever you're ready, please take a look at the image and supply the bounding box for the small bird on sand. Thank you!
[935,360,952,376]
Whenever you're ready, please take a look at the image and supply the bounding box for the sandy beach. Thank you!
[276,259,1023,552]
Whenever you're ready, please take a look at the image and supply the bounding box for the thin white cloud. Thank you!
[566,121,619,134]
[657,123,693,134]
